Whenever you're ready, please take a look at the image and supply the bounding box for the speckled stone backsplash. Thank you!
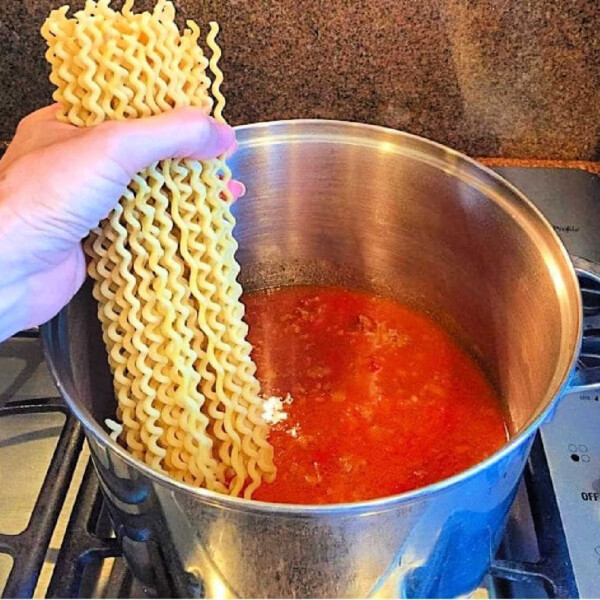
[1,0,599,159]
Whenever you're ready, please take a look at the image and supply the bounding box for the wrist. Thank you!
[0,255,85,344]
[0,176,55,286]
[0,279,30,342]
[0,178,34,285]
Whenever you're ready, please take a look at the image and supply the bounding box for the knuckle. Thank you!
[91,121,122,156]
[15,114,34,135]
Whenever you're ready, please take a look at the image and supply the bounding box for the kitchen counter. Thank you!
[480,158,600,176]
[1,0,599,162]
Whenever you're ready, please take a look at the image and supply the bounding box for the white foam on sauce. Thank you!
[262,393,293,425]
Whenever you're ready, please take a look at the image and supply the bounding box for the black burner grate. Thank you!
[0,331,85,598]
[577,271,600,388]
[490,435,577,598]
[46,463,133,599]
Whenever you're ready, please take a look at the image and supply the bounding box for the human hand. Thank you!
[0,104,243,340]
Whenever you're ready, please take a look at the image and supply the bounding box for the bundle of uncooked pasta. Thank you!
[41,0,276,498]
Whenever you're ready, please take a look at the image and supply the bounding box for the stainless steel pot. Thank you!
[42,120,600,598]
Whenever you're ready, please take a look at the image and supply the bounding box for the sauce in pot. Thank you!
[244,286,508,504]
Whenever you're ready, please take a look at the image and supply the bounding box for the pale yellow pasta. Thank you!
[42,0,275,497]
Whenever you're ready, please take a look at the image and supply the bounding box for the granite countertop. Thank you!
[1,0,600,162]
[479,158,600,176]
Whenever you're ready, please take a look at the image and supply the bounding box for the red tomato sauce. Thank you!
[244,286,508,505]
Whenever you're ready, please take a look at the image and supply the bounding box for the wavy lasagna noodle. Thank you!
[41,0,276,497]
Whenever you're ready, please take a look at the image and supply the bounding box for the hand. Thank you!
[0,104,243,340]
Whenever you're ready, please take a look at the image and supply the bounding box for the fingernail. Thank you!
[228,180,246,200]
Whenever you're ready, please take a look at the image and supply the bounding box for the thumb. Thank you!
[96,107,236,178]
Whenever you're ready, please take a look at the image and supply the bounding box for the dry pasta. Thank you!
[41,0,276,498]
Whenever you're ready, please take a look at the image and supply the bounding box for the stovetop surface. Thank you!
[493,167,600,267]
[493,167,600,599]
[0,165,599,599]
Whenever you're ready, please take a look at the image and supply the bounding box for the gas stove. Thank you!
[0,165,599,599]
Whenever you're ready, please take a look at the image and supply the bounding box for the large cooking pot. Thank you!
[42,120,600,598]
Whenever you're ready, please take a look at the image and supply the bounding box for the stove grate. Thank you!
[47,463,128,599]
[0,396,84,599]
[490,436,577,598]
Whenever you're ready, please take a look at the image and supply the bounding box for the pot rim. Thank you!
[42,118,583,516]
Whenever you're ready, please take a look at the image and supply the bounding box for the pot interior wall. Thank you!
[65,122,578,444]
[230,124,576,434]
